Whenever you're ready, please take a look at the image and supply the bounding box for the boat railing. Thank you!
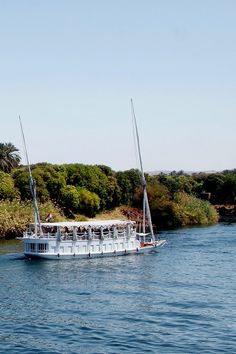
[61,233,73,240]
[23,228,135,240]
[23,231,57,239]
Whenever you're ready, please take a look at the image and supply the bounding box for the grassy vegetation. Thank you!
[92,206,128,221]
[172,192,219,227]
[0,200,64,239]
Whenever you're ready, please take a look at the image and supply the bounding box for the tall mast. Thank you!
[130,99,154,241]
[19,116,42,235]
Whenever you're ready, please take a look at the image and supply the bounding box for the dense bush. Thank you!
[137,183,219,229]
[0,171,20,200]
[58,185,100,217]
[0,200,64,239]
[63,164,119,210]
[172,192,218,227]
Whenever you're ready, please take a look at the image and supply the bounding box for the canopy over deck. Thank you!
[29,219,135,229]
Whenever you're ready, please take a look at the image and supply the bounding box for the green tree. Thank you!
[12,168,31,200]
[0,142,21,173]
[59,185,80,216]
[142,178,174,229]
[31,169,50,202]
[31,164,66,202]
[218,174,236,204]
[201,173,225,203]
[64,164,118,210]
[158,173,199,198]
[58,185,100,217]
[77,187,100,217]
[116,169,141,205]
[0,171,20,200]
[158,174,179,197]
[13,167,50,202]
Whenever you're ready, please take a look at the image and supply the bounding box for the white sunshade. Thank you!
[30,219,135,228]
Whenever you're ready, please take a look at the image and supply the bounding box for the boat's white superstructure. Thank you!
[22,220,165,259]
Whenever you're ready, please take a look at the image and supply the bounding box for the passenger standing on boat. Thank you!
[46,213,53,222]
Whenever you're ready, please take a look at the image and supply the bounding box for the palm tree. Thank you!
[0,142,21,173]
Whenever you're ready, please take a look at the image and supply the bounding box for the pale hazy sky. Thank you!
[1,0,236,172]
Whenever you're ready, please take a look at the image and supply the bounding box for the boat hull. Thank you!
[24,240,166,260]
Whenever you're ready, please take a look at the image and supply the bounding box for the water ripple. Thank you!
[0,224,236,353]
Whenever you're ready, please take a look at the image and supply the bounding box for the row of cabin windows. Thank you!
[26,241,135,254]
[25,243,48,253]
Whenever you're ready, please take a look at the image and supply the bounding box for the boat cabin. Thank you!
[24,220,136,241]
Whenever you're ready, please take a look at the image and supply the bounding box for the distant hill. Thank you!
[148,170,218,176]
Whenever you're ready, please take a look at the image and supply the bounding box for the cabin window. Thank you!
[25,243,30,252]
[28,243,36,252]
[38,243,48,253]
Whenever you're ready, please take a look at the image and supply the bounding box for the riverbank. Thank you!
[0,197,219,240]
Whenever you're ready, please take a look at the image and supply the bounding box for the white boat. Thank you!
[20,103,166,260]
[22,220,166,259]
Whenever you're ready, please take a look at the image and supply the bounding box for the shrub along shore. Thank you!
[0,200,65,239]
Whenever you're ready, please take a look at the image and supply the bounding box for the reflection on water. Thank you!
[0,239,23,255]
[0,224,236,353]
